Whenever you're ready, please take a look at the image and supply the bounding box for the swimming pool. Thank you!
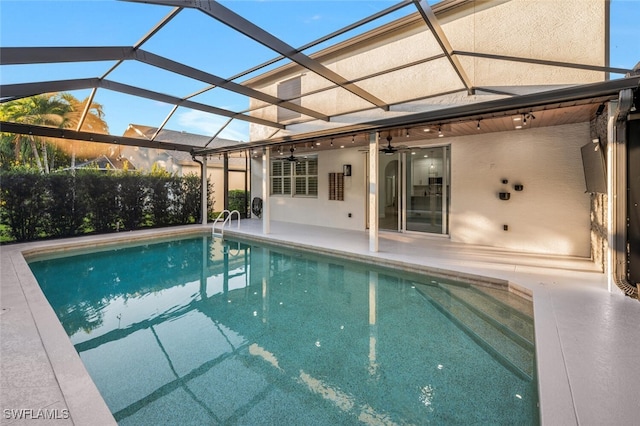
[29,234,538,425]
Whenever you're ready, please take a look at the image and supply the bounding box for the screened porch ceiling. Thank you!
[1,0,638,158]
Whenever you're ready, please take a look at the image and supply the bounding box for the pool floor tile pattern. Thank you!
[1,222,640,425]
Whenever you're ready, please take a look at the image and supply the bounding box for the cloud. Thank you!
[176,110,249,142]
[304,14,322,23]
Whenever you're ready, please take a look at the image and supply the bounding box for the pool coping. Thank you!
[2,223,629,425]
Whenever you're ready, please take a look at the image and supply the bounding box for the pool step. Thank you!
[438,283,534,350]
[474,285,534,318]
[415,283,535,381]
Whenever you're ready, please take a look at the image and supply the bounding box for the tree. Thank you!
[0,93,109,172]
[59,93,109,170]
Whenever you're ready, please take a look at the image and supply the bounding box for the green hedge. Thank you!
[228,189,249,218]
[0,169,212,243]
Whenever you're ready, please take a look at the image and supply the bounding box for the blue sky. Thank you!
[1,0,639,141]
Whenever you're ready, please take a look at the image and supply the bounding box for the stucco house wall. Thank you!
[448,122,591,256]
[251,147,367,230]
[245,0,604,257]
[251,122,591,257]
[246,0,606,136]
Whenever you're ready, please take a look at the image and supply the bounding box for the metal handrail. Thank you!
[212,209,241,236]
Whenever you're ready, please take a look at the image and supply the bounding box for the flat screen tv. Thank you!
[581,141,607,194]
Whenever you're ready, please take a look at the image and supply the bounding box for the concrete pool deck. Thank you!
[1,221,639,425]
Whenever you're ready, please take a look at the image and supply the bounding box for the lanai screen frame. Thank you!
[0,0,633,155]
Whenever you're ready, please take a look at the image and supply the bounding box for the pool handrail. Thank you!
[212,210,241,236]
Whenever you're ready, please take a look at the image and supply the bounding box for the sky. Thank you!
[1,0,639,142]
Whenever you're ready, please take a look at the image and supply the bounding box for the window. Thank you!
[270,157,317,197]
[295,157,318,196]
[271,160,291,195]
[277,76,301,122]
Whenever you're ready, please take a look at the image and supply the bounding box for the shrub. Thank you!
[45,173,88,237]
[228,189,249,218]
[0,170,214,242]
[0,169,47,241]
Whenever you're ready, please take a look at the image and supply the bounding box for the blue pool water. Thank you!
[29,235,538,425]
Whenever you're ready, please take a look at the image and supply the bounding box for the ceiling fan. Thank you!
[379,134,407,155]
[286,146,298,162]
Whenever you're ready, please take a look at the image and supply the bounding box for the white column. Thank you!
[369,132,379,252]
[262,147,270,234]
[201,156,208,225]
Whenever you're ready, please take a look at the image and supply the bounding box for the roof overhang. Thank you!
[3,75,637,157]
[193,75,640,155]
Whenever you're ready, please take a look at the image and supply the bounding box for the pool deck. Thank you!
[1,221,639,425]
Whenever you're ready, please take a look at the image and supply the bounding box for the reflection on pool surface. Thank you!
[29,235,538,425]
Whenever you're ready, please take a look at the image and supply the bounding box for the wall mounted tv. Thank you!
[580,140,607,194]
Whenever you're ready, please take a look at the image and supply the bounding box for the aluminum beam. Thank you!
[0,46,328,121]
[75,88,98,132]
[133,6,182,49]
[1,78,100,100]
[0,78,283,129]
[454,50,633,75]
[208,0,414,91]
[0,46,134,64]
[134,50,329,121]
[97,80,284,129]
[412,0,474,95]
[194,75,640,155]
[0,121,194,152]
[125,0,389,111]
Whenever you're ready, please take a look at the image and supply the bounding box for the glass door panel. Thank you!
[378,153,401,231]
[405,146,449,234]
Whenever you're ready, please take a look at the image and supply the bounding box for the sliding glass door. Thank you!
[405,146,449,234]
[374,146,449,234]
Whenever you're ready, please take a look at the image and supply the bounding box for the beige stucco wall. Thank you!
[250,147,367,230]
[248,0,606,140]
[445,0,606,87]
[449,122,591,256]
[246,0,602,257]
[251,122,591,257]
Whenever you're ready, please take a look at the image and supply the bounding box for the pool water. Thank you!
[30,235,539,425]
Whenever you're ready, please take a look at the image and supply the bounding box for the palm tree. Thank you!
[59,93,109,170]
[1,94,67,172]
[0,93,109,172]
